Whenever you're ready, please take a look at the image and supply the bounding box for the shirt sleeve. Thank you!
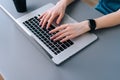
[117,9,120,12]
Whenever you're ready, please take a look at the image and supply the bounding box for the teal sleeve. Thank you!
[95,0,120,15]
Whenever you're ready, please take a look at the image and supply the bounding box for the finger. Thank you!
[46,14,57,29]
[56,14,64,24]
[50,29,67,40]
[60,35,73,42]
[41,14,51,28]
[49,24,67,33]
[53,32,70,41]
[40,13,47,26]
[39,12,46,19]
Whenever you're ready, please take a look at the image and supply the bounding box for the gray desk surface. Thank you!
[0,0,120,80]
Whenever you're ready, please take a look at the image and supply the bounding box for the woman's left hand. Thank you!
[49,20,90,42]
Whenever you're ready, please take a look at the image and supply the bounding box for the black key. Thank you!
[63,41,71,47]
[61,43,67,49]
[56,50,60,54]
[67,40,74,45]
[57,46,64,51]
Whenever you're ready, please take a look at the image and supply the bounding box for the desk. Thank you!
[0,0,120,80]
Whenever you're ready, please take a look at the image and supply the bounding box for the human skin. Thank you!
[40,0,120,42]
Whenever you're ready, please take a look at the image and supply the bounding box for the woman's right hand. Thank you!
[39,1,67,29]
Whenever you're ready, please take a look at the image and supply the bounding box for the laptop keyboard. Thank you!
[23,15,74,55]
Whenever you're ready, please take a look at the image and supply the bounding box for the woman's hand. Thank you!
[49,21,90,42]
[39,1,67,29]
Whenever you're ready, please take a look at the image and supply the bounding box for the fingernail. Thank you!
[57,22,59,24]
[50,37,52,39]
[53,39,56,41]
[60,40,63,43]
[41,26,44,28]
[49,31,52,33]
[39,23,41,26]
[46,27,49,30]
[39,22,41,24]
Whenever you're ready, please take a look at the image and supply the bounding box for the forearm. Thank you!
[95,10,120,30]
[57,0,74,7]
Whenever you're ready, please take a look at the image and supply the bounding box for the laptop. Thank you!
[0,3,97,65]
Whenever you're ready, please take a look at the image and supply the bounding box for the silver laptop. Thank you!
[0,3,97,65]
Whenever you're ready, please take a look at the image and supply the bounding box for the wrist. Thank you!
[80,20,91,33]
[84,20,91,32]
